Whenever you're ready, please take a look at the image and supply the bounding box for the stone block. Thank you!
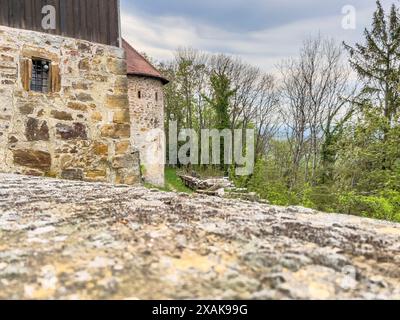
[92,142,108,156]
[19,104,34,115]
[59,154,72,169]
[78,58,90,71]
[67,102,88,112]
[51,110,73,121]
[115,141,130,155]
[113,76,128,93]
[8,136,18,144]
[101,124,130,139]
[112,154,133,169]
[76,93,93,102]
[25,118,50,141]
[116,173,139,185]
[85,170,107,180]
[61,169,84,180]
[91,111,103,122]
[56,123,88,140]
[22,169,45,177]
[1,79,13,85]
[107,57,127,75]
[113,109,130,124]
[105,94,128,109]
[72,82,90,90]
[0,115,11,121]
[13,149,51,171]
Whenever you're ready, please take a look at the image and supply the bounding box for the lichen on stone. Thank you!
[0,173,399,300]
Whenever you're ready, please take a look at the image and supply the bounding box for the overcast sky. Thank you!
[121,0,397,72]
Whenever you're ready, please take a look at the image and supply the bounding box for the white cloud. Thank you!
[121,3,378,73]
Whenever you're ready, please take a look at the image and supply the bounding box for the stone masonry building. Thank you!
[0,0,167,186]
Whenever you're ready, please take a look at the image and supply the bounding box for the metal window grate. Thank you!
[30,59,50,93]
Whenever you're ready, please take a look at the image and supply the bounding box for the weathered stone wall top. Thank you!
[0,173,399,300]
[0,25,140,185]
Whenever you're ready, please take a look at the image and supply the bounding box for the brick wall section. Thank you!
[0,26,141,185]
[128,76,165,187]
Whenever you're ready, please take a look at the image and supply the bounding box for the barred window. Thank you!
[20,56,60,93]
[30,59,51,93]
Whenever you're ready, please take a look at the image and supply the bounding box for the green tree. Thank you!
[344,1,400,124]
[204,72,236,171]
[206,72,234,130]
[339,1,400,191]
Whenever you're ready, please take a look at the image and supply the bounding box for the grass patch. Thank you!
[165,168,193,193]
[144,167,193,194]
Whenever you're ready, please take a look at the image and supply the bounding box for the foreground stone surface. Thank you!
[0,174,399,300]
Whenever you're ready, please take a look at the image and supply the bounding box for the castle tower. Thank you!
[123,40,168,187]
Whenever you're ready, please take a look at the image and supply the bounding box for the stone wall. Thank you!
[0,25,141,185]
[128,76,165,187]
[1,173,400,299]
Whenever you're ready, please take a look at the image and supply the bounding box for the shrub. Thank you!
[301,185,338,213]
[338,192,399,222]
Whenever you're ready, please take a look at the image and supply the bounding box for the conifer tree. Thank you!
[344,0,400,124]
